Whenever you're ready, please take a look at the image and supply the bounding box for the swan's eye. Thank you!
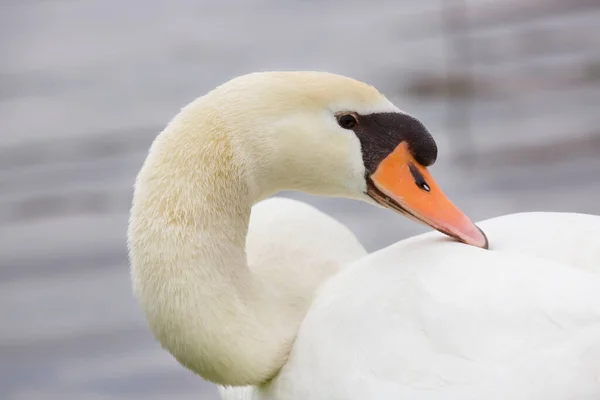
[337,114,358,129]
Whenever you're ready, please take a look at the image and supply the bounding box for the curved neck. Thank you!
[128,107,298,386]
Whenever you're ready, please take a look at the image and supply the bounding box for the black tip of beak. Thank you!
[476,225,490,250]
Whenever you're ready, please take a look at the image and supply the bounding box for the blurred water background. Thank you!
[1,0,599,399]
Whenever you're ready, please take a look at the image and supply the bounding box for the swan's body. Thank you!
[245,197,367,332]
[128,71,600,400]
[220,208,600,400]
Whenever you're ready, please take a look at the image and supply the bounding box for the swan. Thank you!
[127,71,600,399]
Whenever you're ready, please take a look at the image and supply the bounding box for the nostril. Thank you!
[408,163,431,192]
[418,181,431,192]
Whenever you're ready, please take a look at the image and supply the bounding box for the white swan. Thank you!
[128,71,600,399]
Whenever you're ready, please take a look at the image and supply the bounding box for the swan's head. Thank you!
[169,71,488,248]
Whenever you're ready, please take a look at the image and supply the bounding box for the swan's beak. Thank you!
[367,143,488,249]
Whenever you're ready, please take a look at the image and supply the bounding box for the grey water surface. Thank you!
[1,0,599,399]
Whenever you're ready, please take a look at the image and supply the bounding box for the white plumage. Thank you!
[127,71,600,400]
[222,206,600,399]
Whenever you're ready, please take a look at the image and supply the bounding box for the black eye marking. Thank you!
[336,113,358,129]
[408,163,431,192]
[343,112,438,174]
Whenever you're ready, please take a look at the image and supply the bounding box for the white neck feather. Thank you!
[128,71,385,387]
[128,97,301,386]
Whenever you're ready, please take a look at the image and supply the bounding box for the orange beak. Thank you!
[368,143,489,249]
